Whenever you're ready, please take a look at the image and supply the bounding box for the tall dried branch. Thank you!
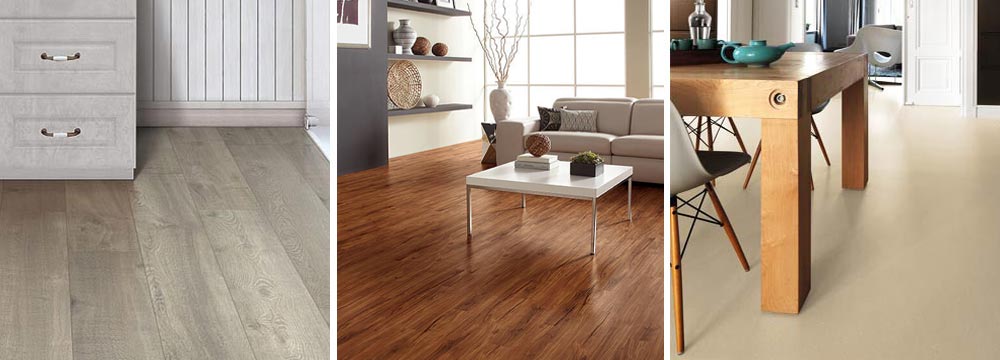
[469,0,530,85]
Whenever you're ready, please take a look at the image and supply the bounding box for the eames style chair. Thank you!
[836,25,903,90]
[669,101,751,355]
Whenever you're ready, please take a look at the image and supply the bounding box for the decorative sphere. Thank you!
[412,37,431,55]
[432,43,449,56]
[525,134,551,157]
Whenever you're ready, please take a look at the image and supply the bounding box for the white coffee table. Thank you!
[466,161,633,255]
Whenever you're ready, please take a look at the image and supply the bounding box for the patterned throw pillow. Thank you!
[537,106,562,131]
[559,109,598,132]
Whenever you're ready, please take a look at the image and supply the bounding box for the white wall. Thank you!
[138,0,306,110]
[387,0,485,158]
[752,0,803,43]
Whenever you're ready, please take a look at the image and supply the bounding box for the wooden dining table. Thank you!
[671,52,869,314]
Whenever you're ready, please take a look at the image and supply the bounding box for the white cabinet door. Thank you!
[905,0,962,106]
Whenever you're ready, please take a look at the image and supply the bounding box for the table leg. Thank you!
[591,198,598,255]
[466,186,472,236]
[521,193,526,208]
[628,177,633,222]
[842,77,869,189]
[760,114,812,314]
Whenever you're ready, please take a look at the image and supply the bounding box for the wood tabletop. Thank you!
[671,52,868,119]
[671,52,867,82]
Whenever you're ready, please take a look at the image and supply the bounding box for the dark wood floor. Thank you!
[0,128,329,359]
[337,141,664,359]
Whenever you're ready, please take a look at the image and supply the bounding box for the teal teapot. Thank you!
[720,40,795,67]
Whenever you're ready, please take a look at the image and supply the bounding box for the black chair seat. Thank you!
[697,151,751,178]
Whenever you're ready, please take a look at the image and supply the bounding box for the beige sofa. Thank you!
[496,98,664,184]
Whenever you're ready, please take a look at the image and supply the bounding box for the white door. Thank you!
[305,0,331,158]
[905,0,961,106]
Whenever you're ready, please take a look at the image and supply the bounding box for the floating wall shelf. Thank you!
[387,0,472,17]
[388,103,473,116]
[388,53,472,62]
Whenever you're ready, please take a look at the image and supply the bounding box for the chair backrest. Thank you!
[787,42,823,53]
[835,26,902,68]
[552,98,636,136]
[669,102,711,195]
[629,99,664,135]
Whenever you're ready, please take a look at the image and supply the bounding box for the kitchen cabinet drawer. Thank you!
[0,0,135,19]
[0,21,135,94]
[0,96,135,171]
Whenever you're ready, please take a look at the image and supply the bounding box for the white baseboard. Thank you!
[0,168,133,180]
[138,108,306,127]
[976,106,1000,119]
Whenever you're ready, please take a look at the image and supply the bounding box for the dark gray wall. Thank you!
[338,0,388,176]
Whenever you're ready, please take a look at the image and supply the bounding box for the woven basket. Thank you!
[387,60,422,109]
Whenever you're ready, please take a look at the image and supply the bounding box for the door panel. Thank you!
[906,0,961,105]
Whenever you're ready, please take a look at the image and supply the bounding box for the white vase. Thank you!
[489,82,512,122]
[393,19,417,55]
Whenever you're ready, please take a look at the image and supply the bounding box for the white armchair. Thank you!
[835,25,903,90]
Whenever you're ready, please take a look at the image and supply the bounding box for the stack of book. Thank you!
[515,154,558,170]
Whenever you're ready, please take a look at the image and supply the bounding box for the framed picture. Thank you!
[434,0,456,9]
[337,0,370,48]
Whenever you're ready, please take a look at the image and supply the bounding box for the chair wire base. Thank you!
[671,189,724,259]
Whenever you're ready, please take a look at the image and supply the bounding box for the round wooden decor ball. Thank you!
[412,37,431,55]
[525,134,551,157]
[432,43,449,56]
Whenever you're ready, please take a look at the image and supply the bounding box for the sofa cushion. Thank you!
[559,109,598,132]
[630,99,664,135]
[553,98,635,136]
[526,131,616,155]
[612,135,663,159]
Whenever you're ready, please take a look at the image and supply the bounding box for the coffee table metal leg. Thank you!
[628,177,633,222]
[521,193,526,208]
[591,198,598,255]
[466,186,472,236]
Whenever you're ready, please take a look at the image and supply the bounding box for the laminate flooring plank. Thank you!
[166,127,226,144]
[227,144,331,322]
[219,127,313,146]
[131,174,256,359]
[137,128,182,175]
[167,129,259,211]
[280,143,330,209]
[0,181,72,360]
[201,209,330,359]
[66,181,164,360]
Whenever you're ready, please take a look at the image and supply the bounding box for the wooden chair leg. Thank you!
[706,117,715,151]
[670,197,685,355]
[728,117,748,154]
[743,141,762,190]
[811,117,832,166]
[705,184,750,272]
[695,117,703,151]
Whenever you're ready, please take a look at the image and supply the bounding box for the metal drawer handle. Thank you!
[41,128,81,138]
[40,52,81,62]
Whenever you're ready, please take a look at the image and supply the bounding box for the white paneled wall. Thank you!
[138,0,306,107]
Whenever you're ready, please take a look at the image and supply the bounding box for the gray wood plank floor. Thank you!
[0,128,330,359]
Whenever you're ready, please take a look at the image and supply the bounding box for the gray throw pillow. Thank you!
[559,109,598,132]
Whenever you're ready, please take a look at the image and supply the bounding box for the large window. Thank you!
[486,0,626,119]
[651,0,666,99]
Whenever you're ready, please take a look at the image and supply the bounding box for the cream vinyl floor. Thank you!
[672,86,1000,359]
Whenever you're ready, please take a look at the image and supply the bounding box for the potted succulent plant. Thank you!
[570,151,604,177]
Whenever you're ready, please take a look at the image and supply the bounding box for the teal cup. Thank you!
[670,38,693,51]
[696,38,719,50]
